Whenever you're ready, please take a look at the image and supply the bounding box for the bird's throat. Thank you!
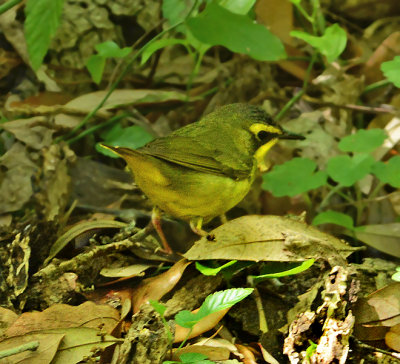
[254,138,278,172]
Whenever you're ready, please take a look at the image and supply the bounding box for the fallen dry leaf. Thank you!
[5,301,120,337]
[1,117,54,150]
[355,224,400,258]
[353,282,400,341]
[174,308,230,343]
[132,259,191,313]
[0,143,37,214]
[0,331,64,364]
[385,323,400,352]
[184,215,358,266]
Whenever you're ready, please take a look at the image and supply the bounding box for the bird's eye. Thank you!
[257,130,273,141]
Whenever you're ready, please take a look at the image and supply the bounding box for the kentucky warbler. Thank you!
[104,103,304,253]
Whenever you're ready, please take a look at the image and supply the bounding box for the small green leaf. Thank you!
[178,352,214,363]
[291,23,347,63]
[162,0,196,27]
[339,129,387,153]
[250,259,314,284]
[195,260,237,276]
[95,41,131,58]
[326,154,375,186]
[175,288,253,329]
[312,210,354,230]
[86,41,131,84]
[218,0,256,14]
[174,310,200,329]
[381,56,400,88]
[371,156,400,187]
[187,2,286,61]
[262,158,327,197]
[24,0,65,70]
[392,267,400,282]
[141,38,189,65]
[96,125,154,158]
[86,55,106,84]
[149,300,167,317]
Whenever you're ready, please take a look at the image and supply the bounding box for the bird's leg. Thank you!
[220,214,228,224]
[151,207,173,254]
[189,217,208,236]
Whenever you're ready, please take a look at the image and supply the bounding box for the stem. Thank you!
[369,181,385,200]
[65,113,128,145]
[54,1,199,144]
[293,3,313,24]
[318,184,344,211]
[362,79,391,95]
[354,183,364,226]
[276,51,317,120]
[0,0,22,14]
[0,341,39,359]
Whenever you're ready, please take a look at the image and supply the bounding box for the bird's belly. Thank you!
[133,163,253,221]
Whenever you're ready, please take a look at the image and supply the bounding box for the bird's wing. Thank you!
[139,135,253,180]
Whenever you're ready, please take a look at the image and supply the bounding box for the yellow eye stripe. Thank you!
[249,123,282,136]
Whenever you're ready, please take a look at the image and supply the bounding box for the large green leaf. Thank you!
[187,2,286,61]
[372,156,400,188]
[25,0,65,70]
[326,154,375,187]
[291,23,347,63]
[262,157,327,197]
[338,129,386,153]
[381,56,400,88]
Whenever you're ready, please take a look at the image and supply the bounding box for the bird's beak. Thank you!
[278,130,305,140]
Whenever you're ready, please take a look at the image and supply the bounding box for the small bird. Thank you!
[104,103,304,253]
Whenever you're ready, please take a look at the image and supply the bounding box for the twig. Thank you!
[0,341,39,359]
[0,0,22,14]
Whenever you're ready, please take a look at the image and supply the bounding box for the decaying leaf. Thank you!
[0,143,37,214]
[355,224,400,258]
[184,215,359,266]
[5,301,120,337]
[0,332,64,364]
[5,233,31,302]
[63,89,191,118]
[45,219,127,264]
[385,323,400,352]
[132,259,191,313]
[353,282,400,341]
[1,116,54,150]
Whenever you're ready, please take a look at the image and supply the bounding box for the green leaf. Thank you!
[187,2,286,61]
[175,288,253,329]
[96,124,154,158]
[195,260,237,276]
[392,267,400,282]
[24,0,65,70]
[291,23,347,63]
[250,259,314,284]
[162,0,196,27]
[149,300,167,317]
[86,41,131,84]
[262,157,327,197]
[95,41,131,58]
[86,55,106,84]
[381,56,400,88]
[326,154,375,186]
[141,38,189,65]
[178,352,214,363]
[338,129,387,153]
[312,210,354,230]
[218,0,256,14]
[371,156,400,187]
